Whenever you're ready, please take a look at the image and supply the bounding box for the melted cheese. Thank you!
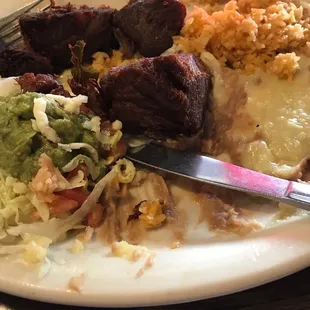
[200,51,229,108]
[234,56,310,177]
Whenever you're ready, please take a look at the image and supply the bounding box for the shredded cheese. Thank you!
[111,241,149,262]
[33,97,60,143]
[112,120,122,131]
[46,94,88,115]
[83,116,101,138]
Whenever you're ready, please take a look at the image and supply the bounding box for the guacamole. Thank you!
[0,93,105,181]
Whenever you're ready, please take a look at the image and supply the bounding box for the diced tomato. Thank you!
[29,212,41,221]
[115,140,127,157]
[48,196,79,215]
[109,139,128,162]
[102,139,128,166]
[29,196,79,220]
[58,189,104,227]
[87,203,104,228]
[80,104,93,114]
[100,120,113,133]
[58,188,89,205]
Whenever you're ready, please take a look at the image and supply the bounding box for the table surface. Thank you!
[1,267,310,310]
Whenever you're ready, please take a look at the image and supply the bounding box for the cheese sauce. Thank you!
[236,56,310,178]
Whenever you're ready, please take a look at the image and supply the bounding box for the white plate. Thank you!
[1,216,310,307]
[1,0,310,307]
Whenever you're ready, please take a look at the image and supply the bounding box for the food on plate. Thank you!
[68,273,85,293]
[110,240,156,278]
[113,0,186,57]
[174,0,308,76]
[0,0,310,268]
[0,85,130,261]
[17,73,70,96]
[0,48,53,77]
[0,92,111,181]
[127,199,167,228]
[71,239,84,254]
[100,53,211,138]
[111,240,149,261]
[135,252,156,278]
[67,41,106,118]
[19,3,117,70]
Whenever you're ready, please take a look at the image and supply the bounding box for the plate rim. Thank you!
[1,0,310,307]
[1,217,310,307]
[0,257,309,307]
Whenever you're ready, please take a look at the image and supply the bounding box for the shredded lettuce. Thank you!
[27,193,49,222]
[127,135,152,153]
[0,72,131,263]
[7,169,117,242]
[62,154,100,180]
[58,143,99,163]
[0,244,28,255]
[0,228,6,240]
[127,136,152,148]
[0,234,52,265]
[0,172,46,233]
[67,170,87,189]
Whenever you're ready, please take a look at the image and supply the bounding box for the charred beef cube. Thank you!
[16,73,70,96]
[0,48,53,77]
[69,78,107,118]
[113,0,186,57]
[19,4,117,71]
[100,53,212,138]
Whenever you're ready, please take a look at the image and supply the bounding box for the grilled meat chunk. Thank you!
[19,4,117,71]
[16,73,70,96]
[69,78,106,118]
[113,0,186,57]
[100,53,212,138]
[0,48,53,77]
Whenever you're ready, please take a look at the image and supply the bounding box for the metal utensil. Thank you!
[0,0,51,49]
[127,143,310,210]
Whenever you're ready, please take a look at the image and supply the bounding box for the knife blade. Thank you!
[126,143,310,211]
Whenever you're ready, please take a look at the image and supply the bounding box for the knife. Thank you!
[126,143,310,211]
